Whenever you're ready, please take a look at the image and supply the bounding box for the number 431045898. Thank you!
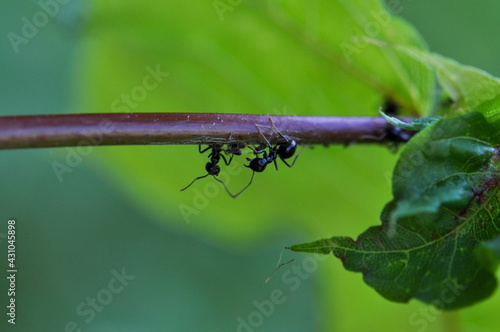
[7,219,16,269]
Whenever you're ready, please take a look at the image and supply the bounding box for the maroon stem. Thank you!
[0,113,414,150]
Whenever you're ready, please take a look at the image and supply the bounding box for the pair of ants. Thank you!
[181,101,411,198]
[180,118,301,198]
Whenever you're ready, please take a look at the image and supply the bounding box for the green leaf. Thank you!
[380,44,500,114]
[388,111,498,233]
[380,110,440,131]
[289,112,500,309]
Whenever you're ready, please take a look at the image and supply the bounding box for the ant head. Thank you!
[205,162,220,176]
[277,140,297,159]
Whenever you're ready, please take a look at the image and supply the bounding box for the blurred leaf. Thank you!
[290,112,500,309]
[375,44,500,115]
[476,95,500,123]
[78,0,434,245]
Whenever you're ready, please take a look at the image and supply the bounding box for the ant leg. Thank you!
[247,143,266,155]
[180,174,209,191]
[220,153,233,166]
[280,145,305,168]
[199,145,211,154]
[273,158,279,171]
[214,172,255,199]
[268,117,289,143]
[213,176,235,198]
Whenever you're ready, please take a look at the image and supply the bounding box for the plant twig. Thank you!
[0,113,415,150]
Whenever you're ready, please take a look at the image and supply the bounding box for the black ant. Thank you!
[382,98,400,116]
[381,99,412,146]
[225,118,303,198]
[371,98,412,149]
[384,126,411,144]
[224,141,245,157]
[180,141,246,197]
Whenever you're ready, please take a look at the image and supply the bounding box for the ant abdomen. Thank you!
[246,157,267,172]
[277,140,297,160]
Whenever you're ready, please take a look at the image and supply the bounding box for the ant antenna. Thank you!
[268,117,289,143]
[180,174,209,191]
[214,171,255,199]
[255,117,288,146]
[255,124,272,148]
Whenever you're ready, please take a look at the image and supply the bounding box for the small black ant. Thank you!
[382,98,400,116]
[224,141,244,157]
[181,142,246,197]
[248,118,302,171]
[384,126,411,144]
[372,98,412,149]
[380,99,412,146]
[225,118,303,198]
[180,144,233,192]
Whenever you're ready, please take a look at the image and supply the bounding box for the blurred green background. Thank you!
[1,1,500,331]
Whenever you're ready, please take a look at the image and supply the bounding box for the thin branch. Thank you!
[0,113,415,150]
